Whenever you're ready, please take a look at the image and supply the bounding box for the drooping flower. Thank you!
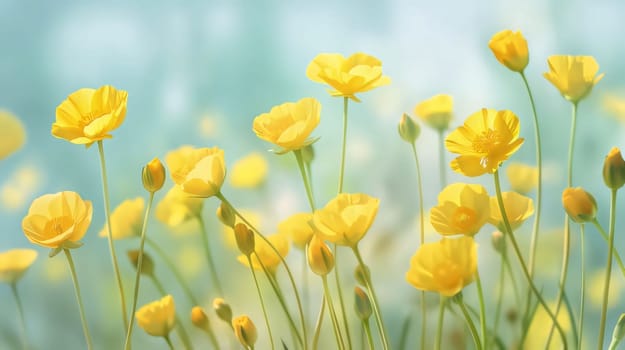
[135,295,176,337]
[488,30,529,73]
[306,52,390,101]
[51,85,127,146]
[543,55,604,103]
[414,94,453,131]
[99,197,144,240]
[237,233,289,273]
[166,146,226,198]
[253,97,320,153]
[562,187,597,223]
[22,191,93,249]
[155,185,204,228]
[312,193,380,247]
[0,110,26,160]
[446,108,524,177]
[230,152,268,188]
[488,192,534,231]
[506,162,538,194]
[0,249,38,284]
[232,315,258,349]
[277,212,314,249]
[405,236,477,297]
[430,183,490,236]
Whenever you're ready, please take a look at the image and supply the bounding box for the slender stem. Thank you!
[475,270,487,349]
[96,140,128,330]
[247,256,276,350]
[302,253,310,331]
[591,220,625,277]
[438,130,447,188]
[150,276,193,350]
[398,315,411,350]
[435,296,445,350]
[352,245,390,350]
[164,335,175,350]
[568,102,578,187]
[322,275,346,350]
[363,321,375,350]
[598,189,618,349]
[492,252,506,344]
[577,224,586,350]
[455,295,482,350]
[64,249,93,350]
[502,251,521,306]
[333,247,353,350]
[11,283,29,350]
[196,214,224,296]
[294,150,316,211]
[338,96,349,193]
[312,295,326,350]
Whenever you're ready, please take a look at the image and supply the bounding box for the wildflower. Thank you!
[135,295,176,337]
[167,146,226,198]
[414,94,453,131]
[488,192,534,231]
[0,110,26,160]
[142,158,166,193]
[562,187,597,223]
[190,306,211,331]
[0,249,37,284]
[99,197,144,240]
[232,315,257,349]
[603,147,625,190]
[277,212,314,249]
[234,223,255,257]
[543,55,604,103]
[506,162,538,194]
[307,236,334,276]
[430,183,490,236]
[488,30,529,73]
[229,153,268,188]
[155,185,203,228]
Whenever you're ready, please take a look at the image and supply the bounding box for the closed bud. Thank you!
[610,313,625,350]
[232,315,257,348]
[354,287,372,321]
[488,30,529,73]
[603,147,625,190]
[562,187,597,223]
[307,236,334,276]
[217,201,236,228]
[354,264,371,287]
[491,231,505,254]
[190,306,210,331]
[142,158,166,193]
[127,250,155,276]
[234,223,255,256]
[398,113,420,144]
[213,298,232,324]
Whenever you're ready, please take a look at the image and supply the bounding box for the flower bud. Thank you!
[142,158,166,193]
[307,236,334,276]
[354,264,371,287]
[488,30,529,73]
[234,223,255,256]
[603,147,625,190]
[213,298,232,324]
[127,250,154,276]
[562,187,597,223]
[398,113,420,144]
[232,315,257,348]
[216,201,236,228]
[610,313,625,349]
[491,231,505,254]
[191,306,210,331]
[354,287,372,321]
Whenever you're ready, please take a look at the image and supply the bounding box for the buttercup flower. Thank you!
[543,55,604,103]
[414,94,453,131]
[230,152,268,188]
[51,85,127,146]
[0,249,37,284]
[446,108,524,177]
[167,146,226,198]
[135,295,176,337]
[488,30,529,73]
[0,110,26,160]
[506,162,538,194]
[155,185,204,228]
[430,183,490,236]
[562,187,597,223]
[232,315,258,349]
[306,52,390,101]
[99,197,144,240]
[406,236,477,297]
[253,97,320,153]
[312,193,380,247]
[277,212,314,249]
[22,191,93,249]
[488,192,534,231]
[237,233,289,273]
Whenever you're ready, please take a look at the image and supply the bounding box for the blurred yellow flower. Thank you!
[405,236,477,297]
[22,191,92,249]
[253,97,320,153]
[155,185,203,228]
[306,52,390,101]
[142,158,166,193]
[277,212,314,249]
[221,209,261,248]
[602,93,625,122]
[312,193,380,247]
[562,187,597,223]
[237,233,289,273]
[588,269,622,308]
[543,55,604,103]
[488,30,529,73]
[488,192,534,231]
[0,249,37,284]
[167,146,226,198]
[1,165,42,211]
[414,94,453,131]
[0,110,26,160]
[506,162,538,194]
[176,246,203,279]
[51,85,127,146]
[99,197,144,240]
[430,183,490,236]
[232,315,258,349]
[229,152,268,188]
[446,108,524,177]
[135,294,176,337]
[524,301,572,350]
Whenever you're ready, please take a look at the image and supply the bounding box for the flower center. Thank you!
[451,207,478,233]
[44,216,73,236]
[434,260,462,289]
[472,129,503,154]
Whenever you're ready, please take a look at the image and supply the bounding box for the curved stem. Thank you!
[312,296,326,350]
[438,130,447,189]
[475,270,487,349]
[591,220,625,277]
[363,320,375,350]
[11,283,29,350]
[333,247,353,350]
[64,249,93,350]
[164,335,175,350]
[294,150,316,211]
[598,189,618,349]
[338,96,349,194]
[435,296,445,350]
[322,275,346,350]
[150,275,193,350]
[96,140,128,330]
[577,224,586,350]
[196,214,224,296]
[247,256,276,350]
[492,252,506,344]
[125,191,155,350]
[502,251,521,306]
[455,295,482,350]
[568,102,578,187]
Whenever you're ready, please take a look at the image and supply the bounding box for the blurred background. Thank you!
[2,0,625,348]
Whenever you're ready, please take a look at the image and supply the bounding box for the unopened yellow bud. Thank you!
[491,231,505,254]
[127,250,154,276]
[234,223,255,256]
[232,315,257,348]
[307,236,334,276]
[142,158,166,193]
[216,201,236,228]
[603,147,625,190]
[610,313,625,350]
[398,113,420,144]
[213,298,232,324]
[562,187,597,223]
[354,287,372,321]
[354,264,371,286]
[190,306,210,331]
[488,30,529,73]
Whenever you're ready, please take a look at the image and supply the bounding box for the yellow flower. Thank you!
[253,97,320,153]
[312,193,380,247]
[562,187,597,223]
[230,152,268,188]
[232,315,258,348]
[0,110,26,160]
[524,301,572,350]
[405,236,477,297]
[0,249,37,284]
[51,85,127,146]
[488,30,529,73]
[506,162,538,194]
[221,209,260,248]
[446,108,524,177]
[237,233,289,273]
[99,197,144,240]
[414,94,453,131]
[22,191,92,249]
[277,212,314,249]
[135,295,176,337]
[190,306,211,331]
[142,158,166,193]
[488,192,534,231]
[543,55,604,103]
[306,52,391,101]
[167,146,226,198]
[155,185,203,228]
[307,235,334,276]
[430,183,490,236]
[602,93,625,122]
[603,147,625,190]
[234,223,255,257]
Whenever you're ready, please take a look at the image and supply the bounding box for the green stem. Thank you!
[96,140,128,330]
[164,335,175,350]
[338,96,349,193]
[363,320,375,350]
[398,315,411,350]
[196,214,224,296]
[455,295,482,350]
[333,247,353,350]
[568,102,578,187]
[323,275,347,350]
[150,276,193,350]
[312,295,326,350]
[591,220,625,277]
[438,130,447,189]
[492,252,506,345]
[64,249,93,350]
[475,270,487,349]
[247,255,276,350]
[502,250,521,306]
[577,224,586,350]
[11,283,29,350]
[352,245,390,350]
[598,189,618,349]
[435,296,445,350]
[294,149,316,211]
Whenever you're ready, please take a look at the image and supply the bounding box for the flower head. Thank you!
[190,306,211,331]
[237,233,289,273]
[155,185,203,228]
[414,94,453,131]
[99,197,144,240]
[603,147,625,190]
[488,30,529,73]
[543,55,604,103]
[406,236,477,297]
[166,146,226,198]
[230,152,268,188]
[306,52,390,101]
[506,162,538,194]
[430,183,490,236]
[489,192,534,231]
[398,113,420,144]
[52,85,127,146]
[0,249,37,284]
[232,315,258,348]
[22,191,92,249]
[446,108,524,176]
[307,235,334,276]
[312,193,380,247]
[135,295,176,337]
[562,187,597,223]
[0,110,26,160]
[277,212,314,249]
[142,158,166,193]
